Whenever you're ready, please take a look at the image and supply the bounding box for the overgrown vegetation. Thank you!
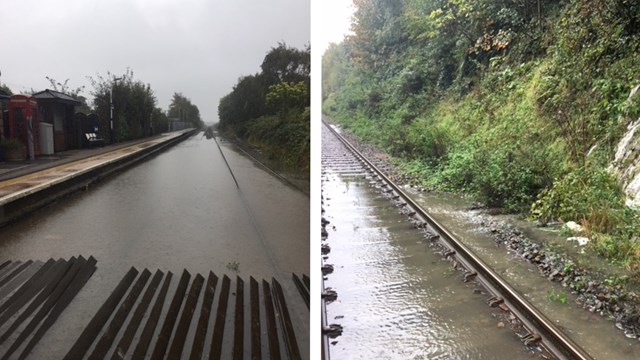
[323,0,640,269]
[217,43,310,173]
[89,69,204,142]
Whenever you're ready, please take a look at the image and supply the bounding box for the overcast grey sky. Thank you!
[0,0,309,123]
[319,0,354,54]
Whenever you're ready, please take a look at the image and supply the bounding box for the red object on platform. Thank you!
[7,95,41,157]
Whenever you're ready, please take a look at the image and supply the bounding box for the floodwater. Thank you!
[0,133,309,358]
[408,189,640,359]
[322,171,536,359]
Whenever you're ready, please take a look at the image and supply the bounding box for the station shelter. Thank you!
[33,90,82,152]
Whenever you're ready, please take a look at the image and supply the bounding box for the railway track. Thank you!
[320,119,592,360]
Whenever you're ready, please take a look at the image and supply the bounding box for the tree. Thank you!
[168,93,204,128]
[88,69,157,142]
[265,81,309,114]
[217,42,310,172]
[260,43,310,87]
[0,83,13,96]
[348,0,406,70]
[322,43,352,101]
[218,74,266,136]
[152,107,169,133]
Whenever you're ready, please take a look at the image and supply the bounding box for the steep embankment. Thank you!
[323,1,640,268]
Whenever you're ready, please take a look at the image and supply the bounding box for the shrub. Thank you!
[531,167,625,229]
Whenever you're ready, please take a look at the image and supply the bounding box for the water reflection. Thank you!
[323,172,531,359]
[0,135,309,358]
[408,189,640,359]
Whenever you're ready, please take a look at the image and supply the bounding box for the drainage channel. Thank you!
[321,120,593,360]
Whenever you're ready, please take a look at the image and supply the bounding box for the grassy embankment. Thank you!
[323,0,640,271]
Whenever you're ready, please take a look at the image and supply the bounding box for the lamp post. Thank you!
[110,77,123,144]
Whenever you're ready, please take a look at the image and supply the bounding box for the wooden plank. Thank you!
[292,274,309,309]
[111,269,164,360]
[0,260,10,273]
[272,278,301,360]
[209,274,231,360]
[150,269,191,360]
[17,256,97,360]
[189,271,217,360]
[167,273,204,359]
[64,266,139,360]
[131,271,173,359]
[0,261,41,301]
[262,280,281,360]
[0,258,57,322]
[0,260,32,289]
[0,261,20,283]
[0,258,70,345]
[250,277,261,360]
[3,256,85,360]
[89,268,151,359]
[233,276,245,360]
[54,269,307,359]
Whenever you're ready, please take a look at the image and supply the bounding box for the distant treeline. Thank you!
[217,43,310,173]
[2,69,204,144]
[88,69,204,142]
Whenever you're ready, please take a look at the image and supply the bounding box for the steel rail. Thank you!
[322,120,592,360]
[320,272,331,360]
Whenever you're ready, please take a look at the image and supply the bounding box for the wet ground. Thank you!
[324,118,640,359]
[322,124,541,359]
[0,134,309,358]
[408,189,640,359]
[322,171,539,359]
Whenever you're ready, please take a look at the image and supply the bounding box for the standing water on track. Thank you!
[322,126,535,359]
[0,133,309,359]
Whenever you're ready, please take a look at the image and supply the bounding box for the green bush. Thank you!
[323,0,640,270]
[531,167,625,229]
[246,108,310,172]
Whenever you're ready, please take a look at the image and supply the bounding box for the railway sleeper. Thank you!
[323,324,344,339]
[521,332,542,346]
[488,296,504,307]
[463,271,477,282]
[321,264,334,275]
[321,244,331,255]
[322,288,338,303]
[424,232,440,241]
[412,220,427,229]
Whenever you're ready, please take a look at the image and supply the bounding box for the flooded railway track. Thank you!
[320,120,592,360]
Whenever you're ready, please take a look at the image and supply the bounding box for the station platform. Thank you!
[0,129,197,227]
